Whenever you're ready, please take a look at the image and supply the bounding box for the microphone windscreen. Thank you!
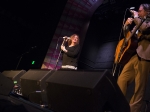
[129,7,135,10]
[63,36,70,39]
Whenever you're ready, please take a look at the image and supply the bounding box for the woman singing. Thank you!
[60,34,80,70]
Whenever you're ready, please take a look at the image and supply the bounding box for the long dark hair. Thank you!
[68,34,80,46]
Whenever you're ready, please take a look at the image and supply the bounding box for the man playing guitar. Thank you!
[117,3,150,112]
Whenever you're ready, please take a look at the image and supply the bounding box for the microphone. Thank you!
[129,7,135,13]
[129,7,135,10]
[63,36,70,39]
[128,7,136,17]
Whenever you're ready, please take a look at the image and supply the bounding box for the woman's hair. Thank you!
[68,34,80,46]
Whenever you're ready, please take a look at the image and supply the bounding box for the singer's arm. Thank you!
[61,45,68,52]
[65,45,80,57]
[61,38,69,52]
[133,17,142,25]
[134,17,150,29]
[123,18,134,37]
[134,17,150,40]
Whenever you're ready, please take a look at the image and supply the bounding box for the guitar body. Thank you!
[115,32,138,66]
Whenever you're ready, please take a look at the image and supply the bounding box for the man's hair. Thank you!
[141,3,150,12]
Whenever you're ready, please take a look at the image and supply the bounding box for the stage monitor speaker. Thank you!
[20,69,55,105]
[46,69,130,112]
[2,70,26,85]
[0,73,14,96]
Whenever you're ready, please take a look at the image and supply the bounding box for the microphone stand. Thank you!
[112,8,129,78]
[53,38,66,70]
[16,46,36,70]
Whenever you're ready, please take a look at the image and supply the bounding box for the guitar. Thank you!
[114,32,139,66]
[114,18,145,66]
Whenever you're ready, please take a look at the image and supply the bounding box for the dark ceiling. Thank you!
[0,0,67,71]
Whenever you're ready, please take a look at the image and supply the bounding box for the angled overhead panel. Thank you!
[41,0,104,70]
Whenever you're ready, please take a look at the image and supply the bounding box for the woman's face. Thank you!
[72,35,79,43]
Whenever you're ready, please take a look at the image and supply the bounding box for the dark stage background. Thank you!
[0,0,149,71]
[0,0,67,71]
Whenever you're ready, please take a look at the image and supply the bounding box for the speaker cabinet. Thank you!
[20,69,55,104]
[2,70,26,85]
[0,73,14,96]
[46,70,130,112]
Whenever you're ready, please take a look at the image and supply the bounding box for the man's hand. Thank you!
[124,18,134,26]
[130,10,138,18]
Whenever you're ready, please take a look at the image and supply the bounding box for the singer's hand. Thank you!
[124,18,134,26]
[64,38,69,42]
[130,10,138,18]
[63,37,70,42]
[61,45,67,52]
[61,45,65,50]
